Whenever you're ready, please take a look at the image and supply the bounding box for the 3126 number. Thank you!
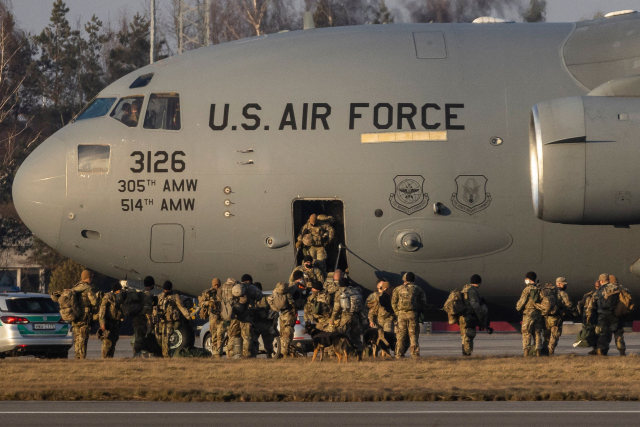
[130,151,185,173]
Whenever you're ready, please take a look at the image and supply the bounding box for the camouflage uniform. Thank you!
[366,290,395,345]
[289,265,326,290]
[70,281,97,359]
[132,289,154,354]
[304,289,334,331]
[296,220,335,262]
[331,285,366,357]
[268,284,297,357]
[217,280,263,358]
[516,284,544,356]
[99,291,124,358]
[595,282,626,355]
[541,286,573,355]
[391,282,427,358]
[199,288,220,356]
[156,292,191,357]
[459,284,487,356]
[251,295,275,357]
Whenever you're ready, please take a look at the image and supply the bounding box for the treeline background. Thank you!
[0,0,582,290]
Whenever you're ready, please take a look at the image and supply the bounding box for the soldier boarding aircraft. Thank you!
[12,11,640,320]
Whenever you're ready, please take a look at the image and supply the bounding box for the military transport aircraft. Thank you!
[12,11,640,320]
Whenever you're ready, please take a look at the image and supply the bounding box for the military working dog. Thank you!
[304,324,355,363]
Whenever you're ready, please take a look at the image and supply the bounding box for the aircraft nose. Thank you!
[12,136,66,250]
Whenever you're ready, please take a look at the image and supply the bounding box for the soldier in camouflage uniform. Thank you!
[199,278,221,356]
[217,277,263,358]
[331,277,367,360]
[516,271,544,356]
[289,255,326,290]
[577,279,601,355]
[99,283,124,358]
[268,281,297,357]
[132,276,155,355]
[541,277,574,355]
[304,281,334,332]
[250,282,276,358]
[156,281,191,357]
[367,280,395,347]
[595,273,626,356]
[391,272,428,358]
[69,270,98,359]
[295,214,335,269]
[459,274,490,356]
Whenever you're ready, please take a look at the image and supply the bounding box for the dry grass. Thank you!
[2,355,640,401]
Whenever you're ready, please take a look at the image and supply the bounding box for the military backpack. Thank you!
[122,290,144,318]
[396,284,418,312]
[58,289,84,322]
[443,289,465,324]
[198,289,218,319]
[270,282,290,312]
[339,287,363,313]
[537,285,559,316]
[615,287,635,318]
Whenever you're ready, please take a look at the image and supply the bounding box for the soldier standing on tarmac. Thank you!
[156,281,191,358]
[132,276,155,355]
[391,272,428,358]
[251,282,276,358]
[99,283,124,358]
[304,281,334,332]
[459,274,491,356]
[516,271,544,357]
[367,279,395,348]
[576,279,601,355]
[68,270,98,360]
[595,274,626,356]
[198,278,221,356]
[542,277,574,356]
[268,281,297,358]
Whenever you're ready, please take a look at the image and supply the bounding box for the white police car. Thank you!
[0,292,73,358]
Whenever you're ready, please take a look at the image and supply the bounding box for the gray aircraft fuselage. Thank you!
[13,15,640,321]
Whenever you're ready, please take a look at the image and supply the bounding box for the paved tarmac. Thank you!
[77,333,640,359]
[1,401,639,426]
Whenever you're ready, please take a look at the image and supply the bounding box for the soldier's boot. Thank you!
[536,349,542,357]
[523,348,531,357]
[462,345,471,356]
[232,337,243,359]
[549,349,554,356]
[596,348,607,356]
[588,348,598,356]
[619,349,626,356]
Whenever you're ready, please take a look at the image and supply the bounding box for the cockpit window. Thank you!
[75,98,117,122]
[129,73,153,89]
[144,93,181,130]
[78,145,110,173]
[110,96,144,127]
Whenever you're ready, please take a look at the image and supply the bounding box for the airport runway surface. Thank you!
[1,401,639,426]
[79,332,640,359]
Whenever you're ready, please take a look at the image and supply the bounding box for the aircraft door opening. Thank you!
[292,199,348,273]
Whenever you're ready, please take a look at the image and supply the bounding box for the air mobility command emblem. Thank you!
[389,175,429,215]
[451,175,492,215]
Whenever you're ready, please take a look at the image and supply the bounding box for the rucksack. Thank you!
[270,283,290,312]
[615,287,635,318]
[396,284,416,312]
[339,287,363,313]
[538,286,558,316]
[443,289,466,318]
[58,289,83,322]
[122,290,144,318]
[232,283,246,297]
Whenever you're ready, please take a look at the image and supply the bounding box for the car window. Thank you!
[75,98,117,121]
[144,93,181,130]
[6,298,59,314]
[110,95,144,127]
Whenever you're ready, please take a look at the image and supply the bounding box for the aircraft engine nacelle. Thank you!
[530,96,640,225]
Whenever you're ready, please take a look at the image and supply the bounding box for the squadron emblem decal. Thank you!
[389,175,429,215]
[451,175,492,215]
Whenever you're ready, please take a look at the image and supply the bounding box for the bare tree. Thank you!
[238,0,270,36]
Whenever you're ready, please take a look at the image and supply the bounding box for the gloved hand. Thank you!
[295,241,302,249]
